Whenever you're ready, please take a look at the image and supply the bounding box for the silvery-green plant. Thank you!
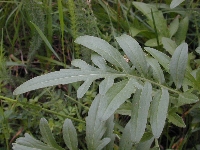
[12,34,198,149]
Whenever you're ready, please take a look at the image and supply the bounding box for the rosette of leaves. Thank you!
[13,34,198,149]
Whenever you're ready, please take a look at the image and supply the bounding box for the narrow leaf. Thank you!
[99,77,114,95]
[146,57,165,84]
[116,34,148,76]
[130,82,152,143]
[136,136,154,150]
[162,37,177,55]
[75,35,131,73]
[168,113,186,128]
[30,22,60,60]
[39,118,63,150]
[170,0,185,9]
[144,47,170,72]
[12,133,57,150]
[91,54,107,70]
[13,69,125,95]
[119,122,133,150]
[100,78,137,121]
[96,138,111,150]
[175,16,189,45]
[71,59,97,70]
[177,92,199,107]
[150,88,169,138]
[170,43,188,89]
[145,38,161,47]
[169,16,179,38]
[132,2,169,37]
[103,114,115,150]
[86,94,110,150]
[63,119,78,150]
[77,79,93,98]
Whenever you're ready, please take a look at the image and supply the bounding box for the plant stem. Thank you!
[64,94,89,110]
[0,96,85,123]
[126,74,181,94]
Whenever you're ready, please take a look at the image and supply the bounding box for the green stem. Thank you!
[64,94,89,110]
[128,74,181,94]
[0,96,85,123]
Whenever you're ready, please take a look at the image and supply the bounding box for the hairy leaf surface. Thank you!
[130,82,152,143]
[12,133,57,150]
[150,88,169,138]
[63,119,78,150]
[13,69,125,95]
[146,57,165,84]
[99,78,138,121]
[40,118,63,150]
[145,47,170,72]
[86,94,110,150]
[75,35,131,73]
[116,34,148,76]
[170,43,188,89]
[119,122,133,150]
[162,37,177,55]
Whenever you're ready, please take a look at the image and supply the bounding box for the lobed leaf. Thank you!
[150,88,169,138]
[75,35,131,73]
[170,43,188,89]
[116,34,148,76]
[12,133,57,150]
[130,82,152,143]
[63,119,78,150]
[39,118,63,150]
[13,69,125,95]
[86,94,110,150]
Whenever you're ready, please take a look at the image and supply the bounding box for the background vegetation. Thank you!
[0,0,200,149]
